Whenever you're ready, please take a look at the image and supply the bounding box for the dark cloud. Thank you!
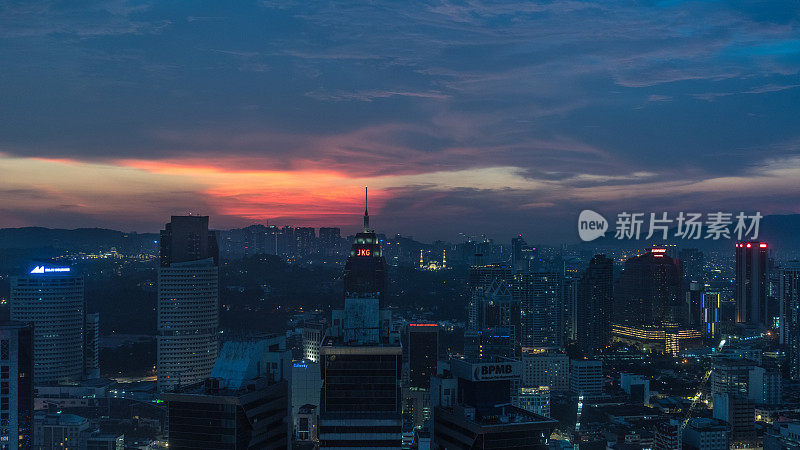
[1,0,799,238]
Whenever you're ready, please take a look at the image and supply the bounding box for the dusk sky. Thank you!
[2,0,800,242]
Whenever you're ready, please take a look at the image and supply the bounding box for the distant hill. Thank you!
[0,227,159,253]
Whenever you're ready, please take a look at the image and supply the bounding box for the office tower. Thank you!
[779,262,800,380]
[431,359,557,448]
[292,360,321,442]
[467,264,513,332]
[735,242,769,329]
[295,227,317,257]
[521,350,570,391]
[343,191,387,304]
[516,272,563,349]
[164,335,292,449]
[748,366,781,405]
[0,322,33,449]
[576,255,613,355]
[682,418,729,450]
[467,279,520,360]
[302,321,326,363]
[679,248,705,285]
[158,215,220,392]
[318,227,341,256]
[511,235,531,271]
[686,282,704,327]
[614,248,682,326]
[702,291,721,340]
[320,190,403,449]
[712,393,756,445]
[408,323,438,389]
[159,215,219,267]
[711,358,754,396]
[11,264,85,384]
[570,359,603,399]
[84,313,100,379]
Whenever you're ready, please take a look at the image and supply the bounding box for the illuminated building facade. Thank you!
[319,190,403,449]
[11,265,85,384]
[611,324,703,356]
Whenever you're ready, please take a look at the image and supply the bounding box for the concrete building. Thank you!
[764,422,800,450]
[33,413,90,450]
[682,418,728,450]
[157,214,220,392]
[570,360,603,399]
[11,264,85,384]
[431,358,557,449]
[521,350,570,391]
[0,321,33,449]
[620,373,650,404]
[712,393,756,445]
[164,335,292,449]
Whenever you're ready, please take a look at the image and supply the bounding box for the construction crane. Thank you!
[680,339,727,431]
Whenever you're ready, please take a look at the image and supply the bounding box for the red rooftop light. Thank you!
[759,243,767,248]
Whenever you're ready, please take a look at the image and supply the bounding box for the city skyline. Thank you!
[2,1,800,241]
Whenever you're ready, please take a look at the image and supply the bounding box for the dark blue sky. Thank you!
[1,0,799,242]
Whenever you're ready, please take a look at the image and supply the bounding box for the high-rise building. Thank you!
[318,227,342,256]
[712,393,756,445]
[679,248,705,285]
[516,272,563,349]
[164,335,291,449]
[521,350,570,391]
[343,191,387,305]
[11,264,85,384]
[295,227,317,257]
[431,359,557,448]
[764,422,800,450]
[158,215,220,392]
[748,366,781,405]
[408,324,438,389]
[0,321,33,449]
[576,255,613,355]
[160,215,219,267]
[702,290,721,340]
[735,242,769,329]
[570,359,603,399]
[319,190,403,449]
[84,313,100,379]
[779,261,800,380]
[614,248,682,327]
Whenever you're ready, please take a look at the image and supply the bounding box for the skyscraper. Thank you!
[735,242,769,329]
[614,248,682,327]
[576,255,613,355]
[408,324,438,389]
[679,248,705,285]
[779,261,800,380]
[158,215,220,392]
[11,264,85,384]
[318,227,342,256]
[516,272,564,349]
[295,227,317,257]
[319,189,403,448]
[0,321,34,449]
